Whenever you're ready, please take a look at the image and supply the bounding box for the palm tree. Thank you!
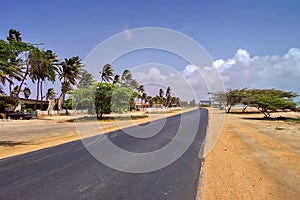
[165,86,171,107]
[45,88,56,100]
[141,92,147,108]
[4,29,24,96]
[113,74,120,85]
[78,69,95,88]
[23,87,31,99]
[7,29,22,42]
[137,84,145,103]
[159,88,164,98]
[0,86,4,94]
[146,95,153,107]
[137,85,145,93]
[121,69,132,86]
[29,48,45,109]
[29,48,58,108]
[59,56,83,108]
[100,64,114,82]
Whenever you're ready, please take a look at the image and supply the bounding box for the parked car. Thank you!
[8,111,32,120]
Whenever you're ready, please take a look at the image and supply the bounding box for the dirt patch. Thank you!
[201,110,300,200]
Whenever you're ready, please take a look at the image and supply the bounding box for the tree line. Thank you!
[69,64,182,119]
[0,29,83,111]
[1,29,183,118]
[210,88,298,118]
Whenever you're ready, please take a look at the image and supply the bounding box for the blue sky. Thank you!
[2,0,299,59]
[1,0,300,100]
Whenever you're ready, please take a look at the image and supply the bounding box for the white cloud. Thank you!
[133,67,167,83]
[233,49,251,65]
[183,64,198,77]
[181,48,300,100]
[211,48,300,96]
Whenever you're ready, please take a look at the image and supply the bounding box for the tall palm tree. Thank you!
[137,84,145,103]
[137,85,145,93]
[39,50,59,101]
[45,88,56,100]
[4,29,24,96]
[29,48,58,108]
[59,56,83,108]
[121,70,132,86]
[23,87,31,99]
[7,29,22,42]
[29,48,45,108]
[100,64,114,82]
[78,69,95,88]
[113,74,120,85]
[165,86,171,107]
[159,88,165,107]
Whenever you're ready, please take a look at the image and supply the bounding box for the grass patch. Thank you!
[243,116,300,124]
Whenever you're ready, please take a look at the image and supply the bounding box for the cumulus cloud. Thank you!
[183,64,198,77]
[181,48,300,100]
[204,48,300,97]
[131,48,300,102]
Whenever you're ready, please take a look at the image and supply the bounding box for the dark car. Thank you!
[8,111,32,120]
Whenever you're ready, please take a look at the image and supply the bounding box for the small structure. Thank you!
[135,102,150,110]
[17,98,49,111]
[199,100,211,106]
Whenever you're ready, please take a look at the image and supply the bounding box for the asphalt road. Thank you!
[0,108,208,200]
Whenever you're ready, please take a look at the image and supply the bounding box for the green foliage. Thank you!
[59,56,83,107]
[78,70,95,88]
[71,85,96,114]
[0,95,14,112]
[63,98,73,110]
[94,82,115,119]
[225,88,297,118]
[111,86,133,113]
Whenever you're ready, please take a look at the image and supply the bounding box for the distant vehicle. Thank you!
[8,111,32,120]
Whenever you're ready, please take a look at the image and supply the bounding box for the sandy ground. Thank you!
[0,107,194,159]
[201,109,300,200]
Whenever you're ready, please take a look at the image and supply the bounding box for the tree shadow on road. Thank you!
[0,141,32,147]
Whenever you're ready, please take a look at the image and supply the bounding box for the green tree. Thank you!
[78,70,95,89]
[111,86,133,113]
[59,56,83,108]
[0,30,29,97]
[29,48,58,107]
[71,85,96,114]
[121,70,139,88]
[224,88,297,118]
[95,82,115,119]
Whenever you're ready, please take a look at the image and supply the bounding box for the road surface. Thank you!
[0,108,208,200]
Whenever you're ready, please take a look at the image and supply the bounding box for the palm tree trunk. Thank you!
[14,60,30,111]
[40,81,43,110]
[35,79,40,110]
[9,76,12,97]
